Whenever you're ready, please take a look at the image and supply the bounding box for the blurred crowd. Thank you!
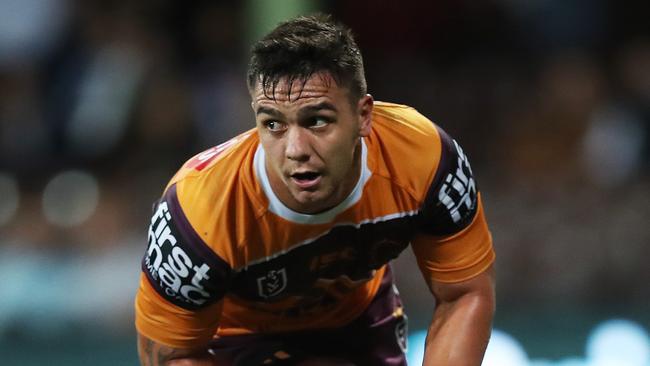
[0,0,648,339]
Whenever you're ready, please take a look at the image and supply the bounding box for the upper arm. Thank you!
[411,127,495,287]
[136,184,231,349]
[429,264,495,305]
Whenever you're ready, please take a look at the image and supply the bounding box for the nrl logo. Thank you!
[257,268,287,298]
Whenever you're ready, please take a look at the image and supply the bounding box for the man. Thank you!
[135,14,495,366]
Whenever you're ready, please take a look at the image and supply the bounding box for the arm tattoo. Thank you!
[138,335,188,366]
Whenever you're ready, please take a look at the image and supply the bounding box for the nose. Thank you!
[285,126,311,162]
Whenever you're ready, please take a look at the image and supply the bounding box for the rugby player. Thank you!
[135,14,495,366]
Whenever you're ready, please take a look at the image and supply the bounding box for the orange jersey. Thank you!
[135,102,494,348]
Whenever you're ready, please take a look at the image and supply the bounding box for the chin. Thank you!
[293,192,324,206]
[292,191,332,213]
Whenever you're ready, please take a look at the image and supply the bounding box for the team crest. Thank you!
[257,268,287,298]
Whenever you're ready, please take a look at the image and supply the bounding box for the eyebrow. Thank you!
[255,102,339,118]
[300,102,338,113]
[256,106,284,117]
[297,102,338,120]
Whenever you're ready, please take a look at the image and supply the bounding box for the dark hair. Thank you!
[247,14,367,102]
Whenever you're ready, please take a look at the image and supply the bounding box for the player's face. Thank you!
[252,72,373,214]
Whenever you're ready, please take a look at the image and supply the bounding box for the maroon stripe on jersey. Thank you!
[229,215,414,303]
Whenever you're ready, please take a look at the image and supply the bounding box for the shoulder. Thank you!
[371,101,440,139]
[159,129,262,264]
[366,102,443,199]
[367,102,480,234]
[168,128,259,189]
[169,128,259,212]
[369,102,444,162]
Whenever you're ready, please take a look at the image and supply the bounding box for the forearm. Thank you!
[138,333,214,366]
[422,291,494,366]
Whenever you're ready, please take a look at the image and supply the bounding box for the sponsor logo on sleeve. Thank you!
[438,140,477,224]
[144,201,213,308]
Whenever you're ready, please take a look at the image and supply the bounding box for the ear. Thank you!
[357,94,374,137]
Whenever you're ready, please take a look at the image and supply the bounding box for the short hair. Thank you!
[247,14,367,102]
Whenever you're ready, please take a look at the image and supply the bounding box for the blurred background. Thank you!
[0,0,648,365]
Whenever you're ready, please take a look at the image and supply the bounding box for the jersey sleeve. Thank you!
[411,127,495,284]
[135,184,232,348]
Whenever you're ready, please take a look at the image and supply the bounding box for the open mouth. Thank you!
[292,172,320,181]
[290,171,322,189]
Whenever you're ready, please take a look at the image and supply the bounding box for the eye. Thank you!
[265,120,286,132]
[310,116,331,129]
